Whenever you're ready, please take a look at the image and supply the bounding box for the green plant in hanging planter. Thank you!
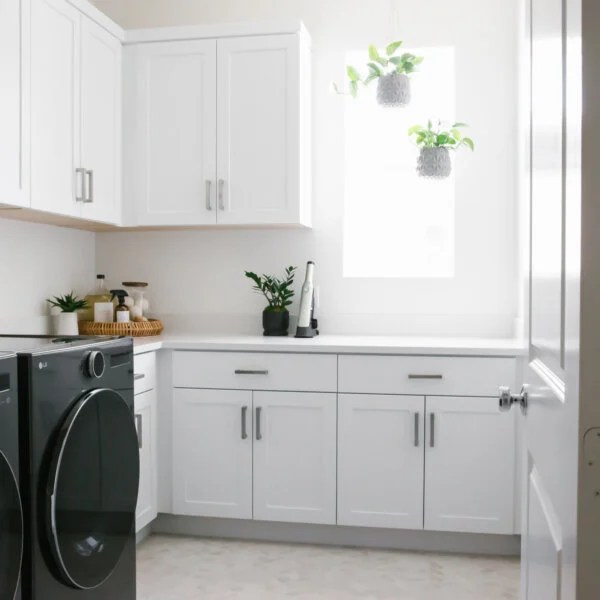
[335,41,424,107]
[408,120,474,178]
[244,266,297,337]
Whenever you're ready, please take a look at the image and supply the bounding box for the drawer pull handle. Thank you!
[234,369,269,375]
[430,413,435,448]
[408,374,443,380]
[241,405,248,440]
[134,373,145,381]
[256,406,263,440]
[135,413,143,449]
[414,412,420,447]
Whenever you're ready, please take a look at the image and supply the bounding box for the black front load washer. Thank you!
[0,336,139,600]
[0,351,23,600]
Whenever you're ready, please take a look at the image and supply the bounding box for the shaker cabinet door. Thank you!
[337,394,425,530]
[125,40,217,226]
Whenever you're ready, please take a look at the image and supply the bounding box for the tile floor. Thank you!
[137,534,519,600]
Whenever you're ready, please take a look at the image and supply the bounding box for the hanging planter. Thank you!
[376,72,411,107]
[409,120,475,179]
[334,41,423,107]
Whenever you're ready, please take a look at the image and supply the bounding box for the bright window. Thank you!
[343,47,456,278]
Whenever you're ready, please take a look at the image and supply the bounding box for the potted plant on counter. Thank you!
[408,120,474,178]
[47,292,88,336]
[336,41,424,107]
[245,266,297,336]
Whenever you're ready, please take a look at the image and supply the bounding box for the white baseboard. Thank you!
[136,523,153,545]
[151,514,521,557]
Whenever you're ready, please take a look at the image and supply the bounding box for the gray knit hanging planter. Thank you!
[376,73,411,107]
[417,147,453,179]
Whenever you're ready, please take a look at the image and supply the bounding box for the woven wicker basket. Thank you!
[78,319,164,337]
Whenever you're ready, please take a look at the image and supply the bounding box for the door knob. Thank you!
[499,386,528,414]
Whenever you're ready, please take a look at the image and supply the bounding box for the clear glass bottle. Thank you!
[82,274,112,321]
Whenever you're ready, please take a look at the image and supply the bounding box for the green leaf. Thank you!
[462,137,475,150]
[346,65,360,82]
[452,122,468,128]
[364,73,378,85]
[367,62,382,76]
[451,128,462,141]
[368,44,380,61]
[388,56,403,66]
[413,56,424,65]
[349,80,358,98]
[408,125,422,135]
[386,40,403,56]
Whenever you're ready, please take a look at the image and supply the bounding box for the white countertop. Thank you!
[133,334,526,357]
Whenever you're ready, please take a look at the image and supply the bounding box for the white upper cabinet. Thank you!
[30,0,81,218]
[80,16,122,224]
[124,29,311,228]
[30,0,122,223]
[216,35,309,226]
[424,396,516,534]
[0,0,29,207]
[124,40,217,226]
[338,394,425,530]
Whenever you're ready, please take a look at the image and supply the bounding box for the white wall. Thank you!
[94,0,520,337]
[0,218,95,333]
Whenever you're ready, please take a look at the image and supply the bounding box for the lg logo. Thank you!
[38,361,48,370]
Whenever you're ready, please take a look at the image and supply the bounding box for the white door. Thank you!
[135,388,157,532]
[424,396,515,534]
[127,40,217,226]
[30,0,81,217]
[0,0,29,207]
[253,391,336,524]
[337,394,424,529]
[216,35,302,225]
[80,16,121,224]
[518,0,600,597]
[172,389,252,519]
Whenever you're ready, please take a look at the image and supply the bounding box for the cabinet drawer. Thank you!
[173,351,337,392]
[134,351,157,395]
[339,355,516,396]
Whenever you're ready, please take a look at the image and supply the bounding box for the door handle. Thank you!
[429,413,435,448]
[84,170,94,203]
[234,369,269,375]
[241,405,248,440]
[133,373,145,381]
[414,412,420,447]
[218,179,225,211]
[135,413,142,449]
[256,406,263,440]
[499,386,528,415]
[75,168,86,202]
[205,180,213,210]
[408,374,443,380]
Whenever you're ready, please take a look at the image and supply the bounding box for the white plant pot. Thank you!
[376,73,411,107]
[417,146,452,178]
[53,312,79,336]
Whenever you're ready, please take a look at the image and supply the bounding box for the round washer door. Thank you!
[0,451,23,600]
[46,389,139,590]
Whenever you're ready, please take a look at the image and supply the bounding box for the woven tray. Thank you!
[78,319,164,337]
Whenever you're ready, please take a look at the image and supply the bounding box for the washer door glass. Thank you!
[0,451,23,600]
[46,389,139,590]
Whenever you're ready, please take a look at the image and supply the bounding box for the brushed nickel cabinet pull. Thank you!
[133,373,145,381]
[241,405,248,440]
[234,369,268,375]
[414,412,420,447]
[430,413,435,448]
[205,180,213,210]
[408,374,443,380]
[135,413,143,449]
[256,406,262,441]
[218,179,225,210]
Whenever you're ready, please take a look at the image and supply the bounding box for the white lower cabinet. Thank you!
[424,396,515,534]
[337,394,425,529]
[172,388,253,519]
[253,392,337,525]
[135,387,158,532]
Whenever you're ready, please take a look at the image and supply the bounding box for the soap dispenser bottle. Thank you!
[110,290,130,323]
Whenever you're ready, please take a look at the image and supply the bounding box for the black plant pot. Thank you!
[262,309,290,337]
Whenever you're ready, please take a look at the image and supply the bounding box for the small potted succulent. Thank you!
[335,41,423,107]
[245,266,297,336]
[408,120,475,178]
[46,292,88,336]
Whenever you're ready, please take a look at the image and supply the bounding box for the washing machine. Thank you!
[0,336,139,600]
[0,351,23,600]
